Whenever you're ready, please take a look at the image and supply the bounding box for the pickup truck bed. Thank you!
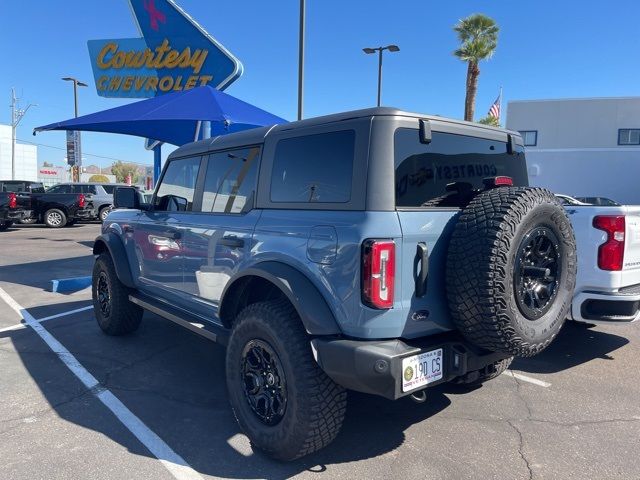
[567,205,640,323]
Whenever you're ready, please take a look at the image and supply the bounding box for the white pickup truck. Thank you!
[563,202,640,324]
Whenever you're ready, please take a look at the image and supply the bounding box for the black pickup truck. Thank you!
[1,179,94,228]
[0,192,32,230]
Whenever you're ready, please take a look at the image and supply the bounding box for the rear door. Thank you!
[393,124,529,337]
[181,145,262,319]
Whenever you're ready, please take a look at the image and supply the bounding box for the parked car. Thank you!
[575,196,621,206]
[561,203,640,324]
[47,182,132,222]
[0,180,46,194]
[93,107,580,460]
[24,191,92,227]
[0,192,32,230]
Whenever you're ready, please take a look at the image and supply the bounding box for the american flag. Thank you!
[488,95,501,120]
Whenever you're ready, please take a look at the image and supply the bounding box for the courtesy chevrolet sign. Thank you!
[87,0,242,98]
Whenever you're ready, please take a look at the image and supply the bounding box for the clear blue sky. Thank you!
[1,0,639,168]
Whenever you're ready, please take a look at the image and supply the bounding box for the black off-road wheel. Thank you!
[92,253,143,335]
[0,222,8,231]
[226,300,347,461]
[44,208,67,228]
[446,187,577,357]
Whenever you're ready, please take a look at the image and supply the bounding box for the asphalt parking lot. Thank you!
[1,223,639,480]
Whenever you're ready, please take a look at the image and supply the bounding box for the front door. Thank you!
[135,155,203,303]
[181,146,261,320]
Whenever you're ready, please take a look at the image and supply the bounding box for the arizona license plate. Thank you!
[402,348,444,392]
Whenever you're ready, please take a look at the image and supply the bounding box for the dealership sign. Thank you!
[87,0,242,98]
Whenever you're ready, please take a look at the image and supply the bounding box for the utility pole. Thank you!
[62,78,87,182]
[10,88,37,180]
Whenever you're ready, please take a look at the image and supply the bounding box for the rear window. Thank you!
[102,185,116,194]
[394,128,528,207]
[270,130,355,203]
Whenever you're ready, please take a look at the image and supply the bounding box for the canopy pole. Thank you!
[153,144,162,186]
[202,120,211,139]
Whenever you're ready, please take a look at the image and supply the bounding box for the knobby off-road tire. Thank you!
[44,208,67,228]
[226,300,347,461]
[446,187,577,357]
[92,253,143,335]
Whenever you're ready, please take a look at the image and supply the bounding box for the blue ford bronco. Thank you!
[92,108,577,460]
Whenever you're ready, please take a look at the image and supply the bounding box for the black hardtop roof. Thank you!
[169,107,521,160]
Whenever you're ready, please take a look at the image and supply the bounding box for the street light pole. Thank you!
[62,77,87,182]
[362,45,400,107]
[297,0,306,121]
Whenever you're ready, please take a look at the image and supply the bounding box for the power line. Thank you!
[16,138,151,166]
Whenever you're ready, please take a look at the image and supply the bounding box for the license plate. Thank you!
[401,348,444,392]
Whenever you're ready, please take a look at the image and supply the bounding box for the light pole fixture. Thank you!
[61,77,88,118]
[362,44,400,107]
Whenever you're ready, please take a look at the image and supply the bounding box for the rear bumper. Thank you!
[572,286,640,324]
[311,333,510,400]
[6,209,31,221]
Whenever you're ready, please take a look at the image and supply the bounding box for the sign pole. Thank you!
[297,0,305,120]
[153,144,162,185]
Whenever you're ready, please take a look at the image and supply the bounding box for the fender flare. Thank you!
[93,233,135,288]
[220,261,342,336]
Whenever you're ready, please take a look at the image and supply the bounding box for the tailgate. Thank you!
[396,210,458,338]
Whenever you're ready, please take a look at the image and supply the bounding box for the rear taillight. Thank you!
[362,240,395,309]
[593,215,625,271]
[78,194,86,208]
[8,193,17,209]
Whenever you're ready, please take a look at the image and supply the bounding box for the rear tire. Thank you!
[92,253,142,335]
[44,208,67,228]
[446,187,577,357]
[226,300,347,461]
[99,207,111,223]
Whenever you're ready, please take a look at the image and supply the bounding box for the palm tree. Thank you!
[453,14,499,122]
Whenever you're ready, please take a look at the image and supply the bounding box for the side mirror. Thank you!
[114,187,141,210]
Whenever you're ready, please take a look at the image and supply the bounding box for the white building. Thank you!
[0,124,38,181]
[506,97,640,205]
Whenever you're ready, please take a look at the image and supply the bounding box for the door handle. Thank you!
[219,235,245,248]
[414,242,429,298]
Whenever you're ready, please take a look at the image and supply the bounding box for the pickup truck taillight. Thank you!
[77,194,86,208]
[362,240,395,309]
[593,215,625,271]
[8,193,17,209]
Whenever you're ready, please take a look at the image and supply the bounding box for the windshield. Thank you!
[394,128,528,207]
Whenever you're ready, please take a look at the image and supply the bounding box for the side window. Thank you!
[201,146,260,213]
[270,130,355,203]
[85,185,98,195]
[102,185,116,195]
[155,156,202,211]
[394,129,529,207]
[48,184,70,193]
[70,185,83,194]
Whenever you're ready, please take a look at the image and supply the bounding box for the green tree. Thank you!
[453,14,499,122]
[477,115,500,127]
[88,174,110,183]
[110,161,140,184]
[42,161,54,167]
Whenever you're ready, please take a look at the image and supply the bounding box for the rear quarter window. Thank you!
[270,130,355,203]
[394,128,528,207]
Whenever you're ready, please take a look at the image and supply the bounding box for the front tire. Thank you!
[226,300,347,461]
[92,253,142,335]
[99,207,111,223]
[44,208,67,228]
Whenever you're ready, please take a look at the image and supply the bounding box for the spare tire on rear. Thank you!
[446,187,576,357]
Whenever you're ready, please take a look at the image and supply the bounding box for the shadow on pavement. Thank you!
[0,255,94,291]
[512,321,629,374]
[1,307,453,479]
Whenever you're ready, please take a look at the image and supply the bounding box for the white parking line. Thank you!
[0,305,94,334]
[504,370,552,388]
[0,287,204,480]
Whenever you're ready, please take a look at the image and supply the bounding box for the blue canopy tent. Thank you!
[34,86,287,182]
